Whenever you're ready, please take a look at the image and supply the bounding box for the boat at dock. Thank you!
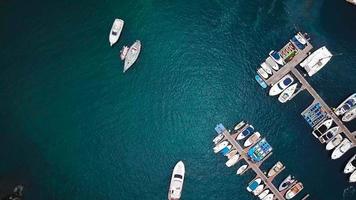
[334,93,356,116]
[267,161,284,177]
[265,57,279,71]
[255,75,268,89]
[285,182,303,199]
[300,46,332,76]
[262,194,274,200]
[257,68,269,79]
[312,119,333,138]
[236,164,248,175]
[233,121,246,131]
[278,83,298,103]
[260,62,272,75]
[350,170,356,183]
[344,155,356,174]
[213,141,229,153]
[269,50,285,66]
[244,132,261,147]
[331,138,352,159]
[291,34,307,50]
[252,184,264,196]
[220,145,232,156]
[247,138,272,162]
[268,74,294,96]
[319,126,339,143]
[120,46,129,60]
[213,134,224,144]
[279,175,296,191]
[236,125,254,140]
[226,149,237,159]
[326,134,343,151]
[123,40,141,73]
[258,189,269,199]
[109,19,124,46]
[247,178,261,192]
[342,106,356,122]
[168,161,185,200]
[225,154,240,167]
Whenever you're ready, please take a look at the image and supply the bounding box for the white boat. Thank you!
[168,161,185,200]
[285,182,303,200]
[278,175,296,191]
[262,194,274,200]
[109,19,124,46]
[257,68,269,79]
[213,141,228,153]
[300,46,332,76]
[334,93,356,116]
[342,106,356,122]
[312,119,333,138]
[236,125,254,140]
[123,40,141,73]
[225,154,240,167]
[319,126,339,144]
[294,34,307,45]
[344,155,356,174]
[331,138,352,160]
[326,134,343,151]
[278,83,298,103]
[260,62,272,75]
[120,46,129,60]
[269,74,294,96]
[244,132,261,147]
[213,134,224,144]
[267,161,284,177]
[266,57,279,71]
[269,50,285,66]
[350,170,356,183]
[234,121,246,131]
[258,189,269,199]
[226,149,237,159]
[253,184,264,196]
[247,178,262,192]
[236,165,248,175]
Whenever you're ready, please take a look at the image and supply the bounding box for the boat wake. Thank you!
[343,186,355,200]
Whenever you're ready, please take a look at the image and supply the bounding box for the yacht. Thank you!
[255,75,268,89]
[123,40,141,73]
[234,121,246,131]
[269,74,294,96]
[168,161,185,200]
[326,134,343,151]
[225,154,240,167]
[278,175,296,191]
[236,125,254,140]
[350,170,356,183]
[258,189,269,199]
[269,50,285,66]
[331,138,352,160]
[244,132,261,147]
[262,194,274,200]
[253,184,264,196]
[278,83,298,103]
[344,155,356,174]
[312,119,333,138]
[247,178,262,192]
[265,57,279,71]
[285,182,303,200]
[319,126,339,144]
[236,164,248,175]
[213,134,224,144]
[267,161,284,177]
[334,93,356,116]
[300,46,332,76]
[257,68,269,79]
[213,141,229,153]
[260,62,272,75]
[342,106,356,122]
[120,46,129,60]
[109,19,124,46]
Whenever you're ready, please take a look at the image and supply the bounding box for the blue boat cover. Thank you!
[283,78,292,85]
[220,147,230,156]
[272,51,281,59]
[215,123,226,134]
[255,75,267,88]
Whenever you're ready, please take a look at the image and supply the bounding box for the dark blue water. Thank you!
[0,0,356,199]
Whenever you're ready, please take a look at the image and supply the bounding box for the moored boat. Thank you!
[255,75,268,89]
[226,149,238,159]
[334,93,356,116]
[300,46,332,76]
[269,50,285,66]
[236,164,248,175]
[257,68,269,79]
[350,170,356,183]
[213,141,229,153]
[267,161,284,177]
[331,138,352,160]
[234,121,246,131]
[247,178,261,192]
[213,134,224,144]
[225,154,240,167]
[269,74,294,96]
[220,145,232,156]
[244,132,261,147]
[266,57,279,71]
[120,46,129,60]
[236,125,254,140]
[252,184,264,196]
[326,134,343,151]
[344,155,356,174]
[123,40,141,73]
[258,189,269,199]
[285,182,303,199]
[278,83,298,103]
[312,119,333,138]
[109,19,124,46]
[262,194,274,200]
[342,106,356,122]
[319,126,339,144]
[278,175,296,191]
[168,161,185,200]
[260,62,272,75]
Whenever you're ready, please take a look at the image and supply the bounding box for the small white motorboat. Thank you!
[350,170,356,183]
[236,125,254,140]
[213,141,229,153]
[168,161,185,200]
[334,93,356,116]
[319,126,339,144]
[257,68,269,79]
[236,165,248,175]
[244,132,261,147]
[269,50,285,66]
[234,121,246,131]
[344,155,356,174]
[225,154,240,167]
[326,134,343,151]
[342,106,356,122]
[269,74,294,96]
[279,175,296,191]
[285,182,303,200]
[120,46,129,60]
[258,189,269,199]
[213,134,224,144]
[252,184,264,196]
[331,138,352,160]
[278,83,298,103]
[312,119,333,138]
[260,62,272,75]
[226,149,238,159]
[109,19,124,46]
[247,178,261,192]
[267,161,284,177]
[265,57,279,71]
[262,194,274,200]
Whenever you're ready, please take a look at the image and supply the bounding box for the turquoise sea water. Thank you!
[1,0,356,199]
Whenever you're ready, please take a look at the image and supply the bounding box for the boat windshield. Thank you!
[351,159,356,166]
[174,174,183,179]
[112,31,117,36]
[271,51,280,59]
